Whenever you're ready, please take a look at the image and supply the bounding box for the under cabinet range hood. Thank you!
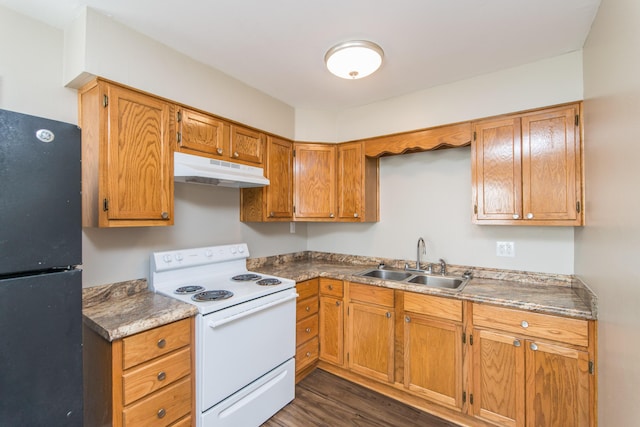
[174,151,269,188]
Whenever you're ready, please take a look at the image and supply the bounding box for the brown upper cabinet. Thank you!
[471,103,583,226]
[79,79,174,227]
[176,107,264,166]
[240,136,294,221]
[290,141,379,222]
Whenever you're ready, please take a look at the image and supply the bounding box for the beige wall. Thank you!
[578,0,640,423]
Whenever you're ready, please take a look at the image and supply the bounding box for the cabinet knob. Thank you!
[157,338,166,349]
[336,301,341,307]
[526,213,534,219]
[217,147,223,155]
[329,213,335,218]
[354,213,359,218]
[161,212,169,220]
[306,352,311,357]
[269,211,274,217]
[305,306,311,312]
[328,285,333,290]
[233,151,239,158]
[513,340,521,347]
[513,214,520,219]
[157,371,166,381]
[405,316,411,323]
[386,312,392,318]
[521,320,529,328]
[305,327,311,333]
[530,343,538,351]
[157,408,166,419]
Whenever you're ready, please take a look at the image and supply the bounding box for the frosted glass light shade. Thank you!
[325,40,384,79]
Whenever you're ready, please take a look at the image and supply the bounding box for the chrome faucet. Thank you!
[406,237,431,273]
[439,258,447,276]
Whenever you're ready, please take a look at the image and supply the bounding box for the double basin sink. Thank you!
[356,268,470,291]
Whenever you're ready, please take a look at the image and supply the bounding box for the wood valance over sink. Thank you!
[361,122,472,158]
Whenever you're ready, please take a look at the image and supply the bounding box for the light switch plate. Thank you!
[496,241,515,257]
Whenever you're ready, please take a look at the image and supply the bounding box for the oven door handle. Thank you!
[208,292,298,329]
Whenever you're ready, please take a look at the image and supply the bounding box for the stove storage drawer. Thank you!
[123,376,191,426]
[122,318,191,369]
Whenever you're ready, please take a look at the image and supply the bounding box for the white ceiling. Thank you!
[0,0,600,110]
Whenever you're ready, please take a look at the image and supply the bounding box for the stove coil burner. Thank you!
[256,278,282,286]
[232,273,262,281]
[192,290,234,302]
[175,285,205,294]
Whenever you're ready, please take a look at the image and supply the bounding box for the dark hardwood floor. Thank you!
[263,369,460,427]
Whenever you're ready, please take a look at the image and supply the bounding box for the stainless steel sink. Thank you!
[356,268,469,291]
[360,269,413,281]
[407,274,464,289]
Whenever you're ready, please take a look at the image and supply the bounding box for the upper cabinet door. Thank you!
[265,136,294,219]
[103,83,173,226]
[337,142,364,221]
[230,125,264,165]
[177,108,227,157]
[521,106,580,223]
[294,143,336,220]
[473,117,523,221]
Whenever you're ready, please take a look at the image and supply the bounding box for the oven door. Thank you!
[197,288,297,412]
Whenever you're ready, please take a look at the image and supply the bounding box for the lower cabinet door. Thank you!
[404,313,463,411]
[319,296,344,365]
[472,328,525,427]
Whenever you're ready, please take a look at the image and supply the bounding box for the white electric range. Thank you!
[150,243,297,427]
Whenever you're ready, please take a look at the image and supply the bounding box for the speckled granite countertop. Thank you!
[83,279,198,342]
[248,252,597,320]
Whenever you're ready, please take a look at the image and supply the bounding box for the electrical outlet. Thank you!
[289,222,296,234]
[496,241,515,257]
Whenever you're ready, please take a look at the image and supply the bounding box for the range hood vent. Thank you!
[174,152,269,188]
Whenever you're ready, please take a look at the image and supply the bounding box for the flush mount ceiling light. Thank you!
[324,40,384,80]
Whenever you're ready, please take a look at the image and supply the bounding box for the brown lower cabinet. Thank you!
[295,279,319,381]
[311,279,596,427]
[83,317,195,427]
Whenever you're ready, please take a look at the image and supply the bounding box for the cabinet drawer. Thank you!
[296,336,319,372]
[296,314,319,345]
[403,292,462,322]
[122,318,191,369]
[319,278,343,297]
[170,415,192,427]
[123,347,191,405]
[349,282,394,307]
[296,296,319,322]
[123,376,191,426]
[296,279,319,300]
[473,303,589,347]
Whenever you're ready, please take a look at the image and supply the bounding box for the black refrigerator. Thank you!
[0,109,83,426]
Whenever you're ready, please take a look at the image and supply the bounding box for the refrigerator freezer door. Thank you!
[0,269,83,426]
[0,109,81,275]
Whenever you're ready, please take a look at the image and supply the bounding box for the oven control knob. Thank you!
[231,246,237,254]
[205,250,213,257]
[238,246,245,253]
[163,255,172,264]
[175,253,184,262]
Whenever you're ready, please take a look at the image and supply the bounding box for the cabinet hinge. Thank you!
[102,95,108,108]
[177,111,182,122]
[293,206,296,214]
[462,391,466,404]
[462,333,466,344]
[589,361,594,375]
[103,198,109,212]
[575,114,580,127]
[470,393,474,405]
[177,132,182,143]
[576,201,581,213]
[347,353,349,362]
[293,149,296,157]
[473,131,476,141]
[469,334,473,345]
[347,306,350,316]
[474,205,478,214]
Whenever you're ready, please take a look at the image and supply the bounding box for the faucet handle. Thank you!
[378,262,386,269]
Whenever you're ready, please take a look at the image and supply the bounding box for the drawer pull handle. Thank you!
[157,371,166,381]
[513,340,521,347]
[157,338,167,349]
[306,352,311,357]
[305,327,311,333]
[530,343,538,351]
[305,306,311,312]
[328,284,333,290]
[157,408,166,419]
[521,320,529,328]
